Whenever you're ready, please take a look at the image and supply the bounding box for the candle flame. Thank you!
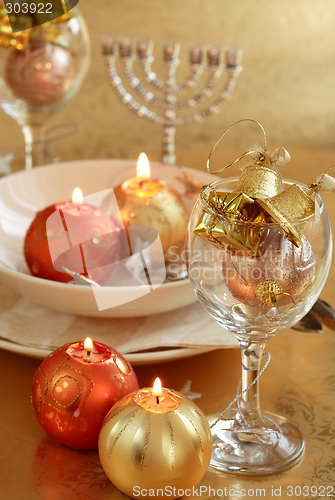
[72,187,83,204]
[84,337,93,350]
[152,377,162,396]
[137,153,150,178]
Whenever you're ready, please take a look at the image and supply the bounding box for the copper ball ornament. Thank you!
[222,229,316,307]
[31,340,139,450]
[5,43,74,107]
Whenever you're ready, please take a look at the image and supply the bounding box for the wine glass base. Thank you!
[208,411,305,476]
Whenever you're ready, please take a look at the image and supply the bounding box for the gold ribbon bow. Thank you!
[307,165,335,221]
[245,143,291,168]
[308,165,335,195]
[207,119,290,175]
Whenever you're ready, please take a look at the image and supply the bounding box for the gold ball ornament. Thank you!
[254,280,287,307]
[98,388,212,499]
[222,230,316,307]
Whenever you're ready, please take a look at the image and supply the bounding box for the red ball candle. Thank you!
[31,338,139,449]
[24,188,121,284]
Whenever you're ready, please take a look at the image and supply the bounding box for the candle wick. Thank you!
[87,350,91,357]
[156,396,160,405]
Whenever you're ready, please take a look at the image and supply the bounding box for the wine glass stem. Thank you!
[239,340,267,427]
[22,123,46,170]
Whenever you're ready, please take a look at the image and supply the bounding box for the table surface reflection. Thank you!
[1,149,335,500]
[1,324,335,499]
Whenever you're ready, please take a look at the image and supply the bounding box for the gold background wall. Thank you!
[1,0,335,175]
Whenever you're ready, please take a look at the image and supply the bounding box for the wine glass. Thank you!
[0,7,90,170]
[186,177,332,475]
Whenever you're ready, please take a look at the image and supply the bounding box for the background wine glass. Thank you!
[186,177,332,475]
[0,7,90,170]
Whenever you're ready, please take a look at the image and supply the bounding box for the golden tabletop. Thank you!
[0,148,335,499]
[0,325,334,499]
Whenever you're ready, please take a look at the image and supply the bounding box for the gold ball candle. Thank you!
[31,338,139,450]
[103,154,189,262]
[98,378,212,499]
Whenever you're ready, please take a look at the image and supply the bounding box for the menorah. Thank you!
[101,37,243,165]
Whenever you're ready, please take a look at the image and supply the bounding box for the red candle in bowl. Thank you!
[24,188,121,284]
[31,338,139,449]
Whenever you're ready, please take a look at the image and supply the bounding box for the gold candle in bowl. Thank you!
[104,154,189,262]
[98,378,212,499]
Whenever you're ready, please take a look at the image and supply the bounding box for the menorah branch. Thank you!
[142,62,205,93]
[139,45,206,94]
[124,58,223,110]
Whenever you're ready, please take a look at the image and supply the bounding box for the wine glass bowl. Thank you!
[186,177,332,474]
[0,8,90,169]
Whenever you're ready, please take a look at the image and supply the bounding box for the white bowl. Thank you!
[0,159,215,318]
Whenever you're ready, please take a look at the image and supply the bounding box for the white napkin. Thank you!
[0,280,238,353]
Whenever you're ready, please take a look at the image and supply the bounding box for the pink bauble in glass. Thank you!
[222,230,316,307]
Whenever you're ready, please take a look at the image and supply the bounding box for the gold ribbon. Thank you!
[306,165,335,221]
[61,0,68,14]
[206,119,290,175]
[246,143,290,168]
[308,165,335,195]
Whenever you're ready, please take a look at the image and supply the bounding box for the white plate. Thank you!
[0,338,216,365]
[0,159,215,318]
